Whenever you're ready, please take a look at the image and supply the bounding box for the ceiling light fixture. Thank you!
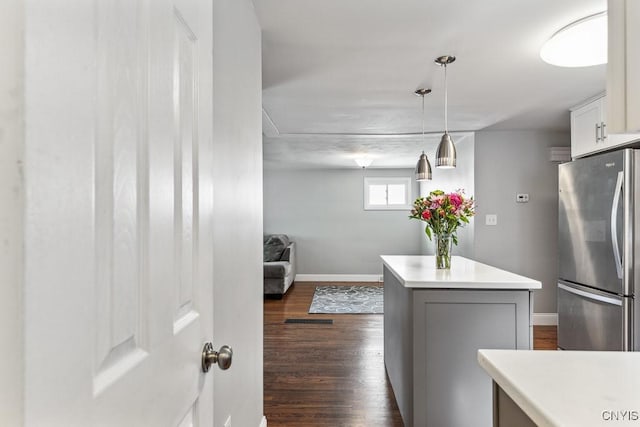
[414,88,432,181]
[354,158,373,168]
[435,55,457,168]
[540,11,607,67]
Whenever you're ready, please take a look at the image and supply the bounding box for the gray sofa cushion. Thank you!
[263,261,292,278]
[263,234,290,262]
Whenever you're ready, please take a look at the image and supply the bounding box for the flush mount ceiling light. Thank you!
[435,55,457,169]
[540,11,607,67]
[354,158,373,168]
[414,88,432,181]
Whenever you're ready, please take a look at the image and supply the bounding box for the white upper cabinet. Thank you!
[571,0,640,159]
[571,94,640,158]
[571,95,606,158]
[607,0,640,133]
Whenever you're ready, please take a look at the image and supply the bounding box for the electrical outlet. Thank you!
[516,193,530,203]
[224,415,231,427]
[485,214,497,226]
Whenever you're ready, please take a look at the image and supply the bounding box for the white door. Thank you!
[24,0,215,425]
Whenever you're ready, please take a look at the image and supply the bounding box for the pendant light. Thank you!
[435,55,457,168]
[414,88,432,181]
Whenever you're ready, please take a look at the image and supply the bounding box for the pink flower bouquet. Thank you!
[409,189,476,246]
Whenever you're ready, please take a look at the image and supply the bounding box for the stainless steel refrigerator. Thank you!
[558,148,640,351]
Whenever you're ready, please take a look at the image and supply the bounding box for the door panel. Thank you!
[174,8,198,325]
[558,150,626,294]
[177,404,197,427]
[24,0,213,425]
[94,0,149,395]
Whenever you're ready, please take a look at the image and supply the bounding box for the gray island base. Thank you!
[381,255,541,427]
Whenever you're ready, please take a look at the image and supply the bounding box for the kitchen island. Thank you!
[381,255,541,427]
[478,349,640,427]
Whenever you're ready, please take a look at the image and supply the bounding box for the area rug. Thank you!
[308,285,383,314]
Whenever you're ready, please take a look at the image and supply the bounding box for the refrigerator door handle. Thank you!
[611,171,624,280]
[558,283,623,306]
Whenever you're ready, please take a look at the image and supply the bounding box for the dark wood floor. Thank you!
[264,282,557,427]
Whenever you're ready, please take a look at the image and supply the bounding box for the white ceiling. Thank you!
[254,0,607,168]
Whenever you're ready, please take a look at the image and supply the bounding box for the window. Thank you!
[364,177,412,210]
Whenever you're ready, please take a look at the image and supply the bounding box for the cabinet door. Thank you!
[607,0,640,133]
[608,0,627,134]
[627,1,640,131]
[571,98,603,158]
[601,95,640,149]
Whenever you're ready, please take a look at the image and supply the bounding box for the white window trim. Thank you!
[363,177,412,210]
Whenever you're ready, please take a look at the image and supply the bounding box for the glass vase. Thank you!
[434,233,453,269]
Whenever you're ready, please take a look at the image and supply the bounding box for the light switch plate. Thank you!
[485,214,497,226]
[516,193,530,203]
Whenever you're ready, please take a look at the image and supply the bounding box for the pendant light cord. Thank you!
[421,93,425,144]
[444,64,448,133]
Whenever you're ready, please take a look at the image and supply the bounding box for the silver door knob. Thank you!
[202,342,233,372]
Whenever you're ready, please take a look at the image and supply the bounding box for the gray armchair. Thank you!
[263,234,296,298]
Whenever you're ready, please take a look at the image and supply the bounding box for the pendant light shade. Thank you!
[436,132,456,168]
[414,88,432,181]
[415,151,432,181]
[435,55,457,168]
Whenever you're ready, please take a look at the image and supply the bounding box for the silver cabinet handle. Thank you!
[202,342,233,372]
[602,122,607,140]
[611,171,624,280]
[596,123,601,142]
[558,283,622,306]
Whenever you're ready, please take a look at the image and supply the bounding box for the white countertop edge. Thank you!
[401,280,539,289]
[381,255,541,290]
[381,257,407,285]
[477,349,556,427]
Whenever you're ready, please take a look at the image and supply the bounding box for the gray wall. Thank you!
[264,168,422,275]
[263,137,476,276]
[212,1,264,426]
[474,130,570,314]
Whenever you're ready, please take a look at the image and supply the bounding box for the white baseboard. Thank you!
[533,313,558,326]
[295,274,381,282]
[259,415,267,427]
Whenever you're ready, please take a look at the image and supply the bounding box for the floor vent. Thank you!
[284,318,333,325]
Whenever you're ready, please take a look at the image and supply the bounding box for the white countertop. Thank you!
[478,349,640,427]
[381,255,541,289]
